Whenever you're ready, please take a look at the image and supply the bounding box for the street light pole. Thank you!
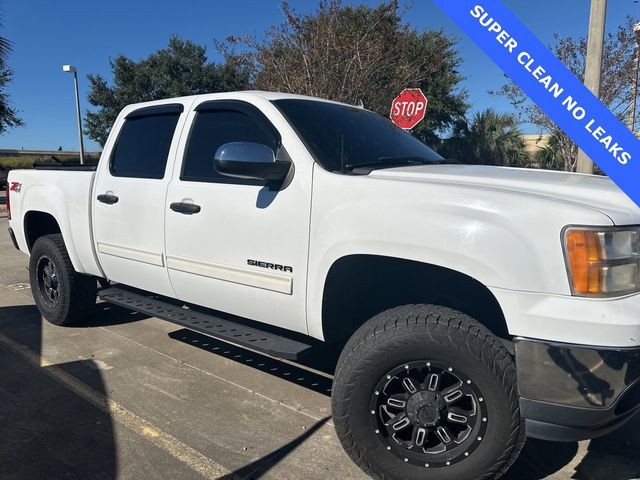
[576,0,607,174]
[627,22,640,134]
[62,64,85,165]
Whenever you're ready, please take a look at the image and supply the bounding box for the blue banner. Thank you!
[434,0,640,208]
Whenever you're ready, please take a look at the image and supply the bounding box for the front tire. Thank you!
[29,234,96,326]
[332,304,524,480]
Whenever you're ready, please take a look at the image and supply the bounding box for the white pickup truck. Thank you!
[6,91,640,480]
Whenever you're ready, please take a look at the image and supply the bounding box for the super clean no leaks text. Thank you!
[471,4,633,166]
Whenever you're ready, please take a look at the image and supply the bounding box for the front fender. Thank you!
[305,167,613,340]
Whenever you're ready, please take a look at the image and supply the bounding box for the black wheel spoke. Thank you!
[402,377,418,394]
[386,394,407,409]
[442,385,464,404]
[435,425,453,445]
[387,413,411,432]
[413,426,427,447]
[427,373,440,391]
[446,409,469,425]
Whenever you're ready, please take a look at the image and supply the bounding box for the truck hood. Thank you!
[369,164,639,225]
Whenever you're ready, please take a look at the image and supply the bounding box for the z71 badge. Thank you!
[9,182,21,193]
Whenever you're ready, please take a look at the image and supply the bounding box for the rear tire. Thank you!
[29,234,96,326]
[332,304,524,480]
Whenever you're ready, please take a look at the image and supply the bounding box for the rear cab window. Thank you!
[110,104,183,179]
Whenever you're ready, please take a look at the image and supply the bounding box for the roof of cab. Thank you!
[122,90,356,112]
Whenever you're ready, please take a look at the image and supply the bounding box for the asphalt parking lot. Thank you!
[0,214,638,480]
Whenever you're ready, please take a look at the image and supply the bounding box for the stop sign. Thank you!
[390,88,428,130]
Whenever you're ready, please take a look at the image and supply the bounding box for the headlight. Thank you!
[563,226,639,297]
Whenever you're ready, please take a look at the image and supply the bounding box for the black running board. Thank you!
[99,287,312,360]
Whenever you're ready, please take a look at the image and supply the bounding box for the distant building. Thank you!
[522,134,550,160]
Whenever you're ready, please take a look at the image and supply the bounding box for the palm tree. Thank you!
[0,25,11,62]
[462,109,529,167]
[535,133,566,171]
[0,12,22,134]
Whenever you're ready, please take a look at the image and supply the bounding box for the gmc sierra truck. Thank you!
[6,91,640,480]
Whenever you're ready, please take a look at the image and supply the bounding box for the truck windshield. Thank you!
[273,99,444,173]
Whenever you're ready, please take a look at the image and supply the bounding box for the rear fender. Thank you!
[19,181,101,276]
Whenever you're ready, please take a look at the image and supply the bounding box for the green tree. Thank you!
[86,36,249,146]
[0,15,23,135]
[495,17,637,171]
[534,133,568,171]
[219,0,467,146]
[441,109,528,167]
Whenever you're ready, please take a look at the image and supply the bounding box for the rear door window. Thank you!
[110,109,181,179]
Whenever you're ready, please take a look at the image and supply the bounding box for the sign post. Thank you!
[390,88,428,130]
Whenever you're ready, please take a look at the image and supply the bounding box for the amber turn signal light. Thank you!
[564,227,640,297]
[565,230,602,295]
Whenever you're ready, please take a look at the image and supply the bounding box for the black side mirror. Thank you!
[213,142,291,183]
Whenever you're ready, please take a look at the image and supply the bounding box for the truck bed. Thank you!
[7,168,102,277]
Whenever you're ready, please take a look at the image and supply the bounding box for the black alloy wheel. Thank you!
[370,360,488,468]
[37,255,60,307]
